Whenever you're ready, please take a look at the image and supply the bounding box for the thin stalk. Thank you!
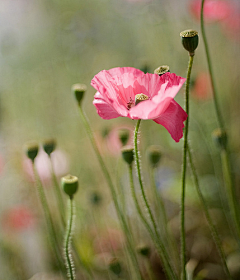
[49,155,65,225]
[187,145,232,280]
[181,54,194,280]
[150,168,180,275]
[133,120,177,280]
[49,156,93,278]
[32,163,65,273]
[128,163,175,280]
[221,149,240,238]
[201,0,240,239]
[78,106,142,280]
[64,197,75,280]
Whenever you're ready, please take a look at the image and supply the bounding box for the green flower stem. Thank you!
[78,106,142,280]
[49,157,93,278]
[201,0,240,239]
[49,155,65,225]
[64,197,75,280]
[181,54,194,280]
[128,163,176,280]
[134,119,177,280]
[187,144,232,280]
[150,168,180,275]
[221,149,240,238]
[32,163,64,273]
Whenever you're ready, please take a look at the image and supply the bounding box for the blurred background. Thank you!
[0,0,240,279]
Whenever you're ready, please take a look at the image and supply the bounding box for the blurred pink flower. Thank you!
[2,205,35,232]
[190,0,232,23]
[221,9,240,40]
[192,72,212,100]
[23,148,69,186]
[92,67,187,142]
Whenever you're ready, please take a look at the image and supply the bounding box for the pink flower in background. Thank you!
[190,0,232,23]
[192,72,212,100]
[92,67,187,142]
[23,148,69,185]
[2,205,35,232]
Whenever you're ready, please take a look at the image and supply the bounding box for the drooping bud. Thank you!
[121,146,134,165]
[154,65,170,76]
[147,145,162,168]
[212,128,227,150]
[118,129,130,146]
[135,93,149,106]
[108,258,122,276]
[180,30,199,56]
[25,142,39,162]
[61,174,79,198]
[137,244,151,258]
[72,83,87,105]
[43,139,56,156]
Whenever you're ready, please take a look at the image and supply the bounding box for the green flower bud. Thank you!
[147,145,162,168]
[121,146,134,165]
[212,128,227,150]
[43,139,56,156]
[25,142,39,162]
[137,244,151,258]
[90,191,102,206]
[108,258,122,276]
[180,30,199,56]
[61,174,79,198]
[118,129,130,146]
[154,65,170,76]
[72,83,87,105]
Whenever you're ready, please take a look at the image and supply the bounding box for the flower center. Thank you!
[135,93,149,106]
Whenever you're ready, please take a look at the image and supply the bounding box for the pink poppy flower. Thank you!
[192,72,212,100]
[190,0,232,23]
[92,67,187,142]
[2,205,35,232]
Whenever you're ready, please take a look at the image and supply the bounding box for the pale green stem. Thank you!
[32,162,65,273]
[133,120,177,280]
[78,106,142,280]
[187,144,232,280]
[49,154,65,225]
[150,167,180,275]
[181,54,194,280]
[201,0,240,240]
[64,197,75,280]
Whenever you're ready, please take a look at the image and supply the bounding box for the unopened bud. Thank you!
[43,139,56,156]
[61,174,79,198]
[25,142,39,162]
[137,244,151,257]
[180,30,199,56]
[121,146,134,165]
[72,83,87,105]
[154,65,170,76]
[108,258,122,276]
[147,146,162,168]
[118,129,130,146]
[212,128,227,150]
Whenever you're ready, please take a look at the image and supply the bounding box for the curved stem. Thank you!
[32,163,64,273]
[200,0,224,130]
[128,163,175,280]
[133,119,177,280]
[78,106,142,280]
[201,0,240,239]
[187,144,232,280]
[64,197,75,280]
[181,54,194,280]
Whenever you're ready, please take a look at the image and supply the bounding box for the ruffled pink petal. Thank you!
[93,92,122,120]
[153,100,188,142]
